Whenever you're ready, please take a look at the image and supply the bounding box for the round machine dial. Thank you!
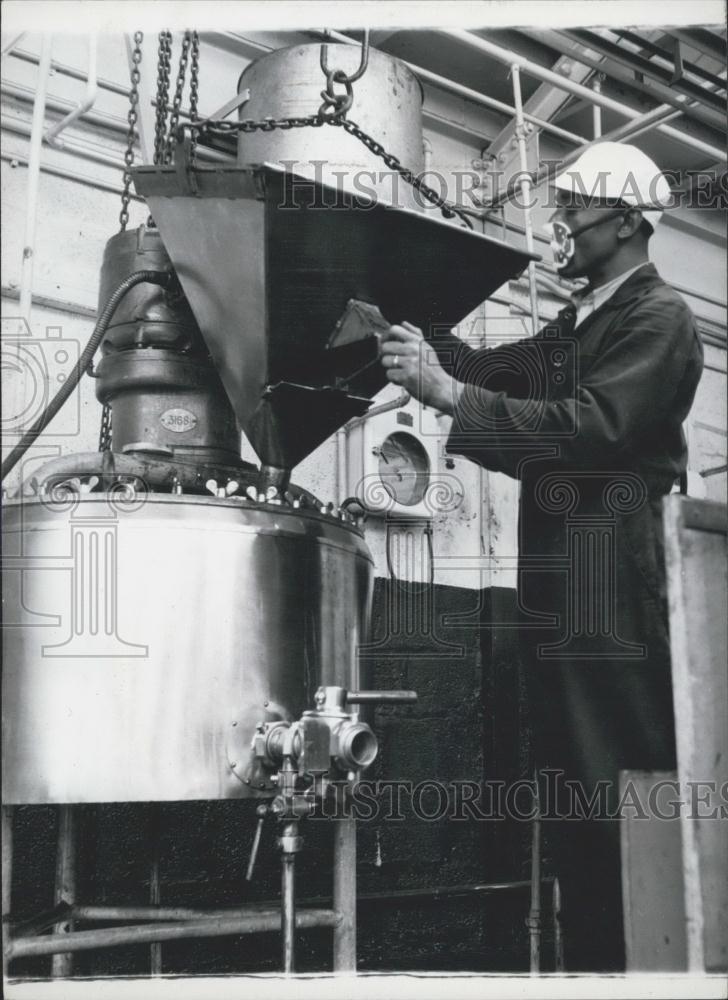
[376,431,431,507]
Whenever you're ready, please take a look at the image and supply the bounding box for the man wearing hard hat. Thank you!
[381,142,704,971]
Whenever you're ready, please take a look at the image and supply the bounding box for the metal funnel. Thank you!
[132,161,537,473]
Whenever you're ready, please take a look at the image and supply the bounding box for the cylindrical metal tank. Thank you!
[2,494,373,804]
[237,43,425,210]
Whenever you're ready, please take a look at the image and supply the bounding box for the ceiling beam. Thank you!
[519,28,726,134]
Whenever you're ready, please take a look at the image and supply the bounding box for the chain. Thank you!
[98,402,112,452]
[153,31,172,164]
[119,31,143,232]
[164,31,192,164]
[181,114,473,229]
[188,31,200,163]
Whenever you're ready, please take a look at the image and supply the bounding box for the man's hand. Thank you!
[380,322,460,416]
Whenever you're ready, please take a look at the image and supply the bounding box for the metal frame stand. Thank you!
[2,803,352,978]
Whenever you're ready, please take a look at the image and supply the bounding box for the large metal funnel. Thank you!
[133,161,537,473]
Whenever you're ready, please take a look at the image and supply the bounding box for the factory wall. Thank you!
[2,30,726,976]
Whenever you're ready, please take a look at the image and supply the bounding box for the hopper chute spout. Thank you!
[132,160,537,482]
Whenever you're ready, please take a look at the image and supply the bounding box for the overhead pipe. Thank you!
[486,100,694,211]
[44,34,98,148]
[566,28,726,112]
[510,64,539,334]
[440,29,726,163]
[18,33,52,327]
[519,28,725,135]
[306,28,588,147]
[9,45,129,96]
[1,32,26,58]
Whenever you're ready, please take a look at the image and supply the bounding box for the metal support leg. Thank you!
[333,816,357,972]
[2,806,13,981]
[528,777,542,975]
[281,852,296,974]
[553,877,564,971]
[51,805,77,978]
[148,805,162,976]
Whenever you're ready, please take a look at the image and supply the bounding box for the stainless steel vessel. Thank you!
[237,43,425,210]
[2,493,373,804]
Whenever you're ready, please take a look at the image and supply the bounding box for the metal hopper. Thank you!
[132,161,537,476]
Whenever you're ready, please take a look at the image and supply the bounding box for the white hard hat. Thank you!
[553,142,672,232]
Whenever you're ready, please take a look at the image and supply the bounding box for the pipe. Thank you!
[10,45,129,96]
[44,34,98,148]
[440,29,727,163]
[1,807,12,981]
[333,816,357,972]
[565,28,726,114]
[281,853,296,974]
[6,909,341,960]
[511,65,539,335]
[18,33,52,326]
[3,80,130,137]
[520,28,725,135]
[486,99,705,211]
[528,777,542,975]
[306,28,588,147]
[2,269,171,482]
[2,111,231,168]
[1,148,147,202]
[1,32,26,58]
[10,903,73,938]
[51,806,77,978]
[553,877,564,971]
[70,879,545,925]
[591,77,602,138]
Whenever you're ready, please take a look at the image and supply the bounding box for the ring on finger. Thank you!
[393,354,400,367]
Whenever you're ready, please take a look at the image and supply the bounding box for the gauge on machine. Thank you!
[376,431,431,507]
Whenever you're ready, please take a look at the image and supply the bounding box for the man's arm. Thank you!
[446,295,702,478]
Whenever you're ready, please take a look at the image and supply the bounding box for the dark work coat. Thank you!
[438,263,704,969]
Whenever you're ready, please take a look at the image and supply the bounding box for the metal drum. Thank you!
[237,43,425,210]
[2,494,373,804]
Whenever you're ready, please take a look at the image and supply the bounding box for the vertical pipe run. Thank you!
[19,33,53,327]
[281,848,296,973]
[333,816,357,972]
[51,805,76,978]
[2,807,13,981]
[528,775,542,975]
[510,64,540,336]
[553,877,564,971]
[149,805,162,976]
[592,77,603,137]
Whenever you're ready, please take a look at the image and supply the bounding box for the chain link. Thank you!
[188,31,200,163]
[119,31,143,232]
[181,114,473,229]
[164,31,192,164]
[98,402,112,452]
[153,31,172,165]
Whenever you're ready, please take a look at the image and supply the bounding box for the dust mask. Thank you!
[543,209,632,271]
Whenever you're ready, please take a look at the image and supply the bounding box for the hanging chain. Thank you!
[175,30,471,229]
[118,31,143,232]
[180,114,473,229]
[188,31,200,163]
[98,400,112,452]
[153,31,172,164]
[164,31,192,164]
